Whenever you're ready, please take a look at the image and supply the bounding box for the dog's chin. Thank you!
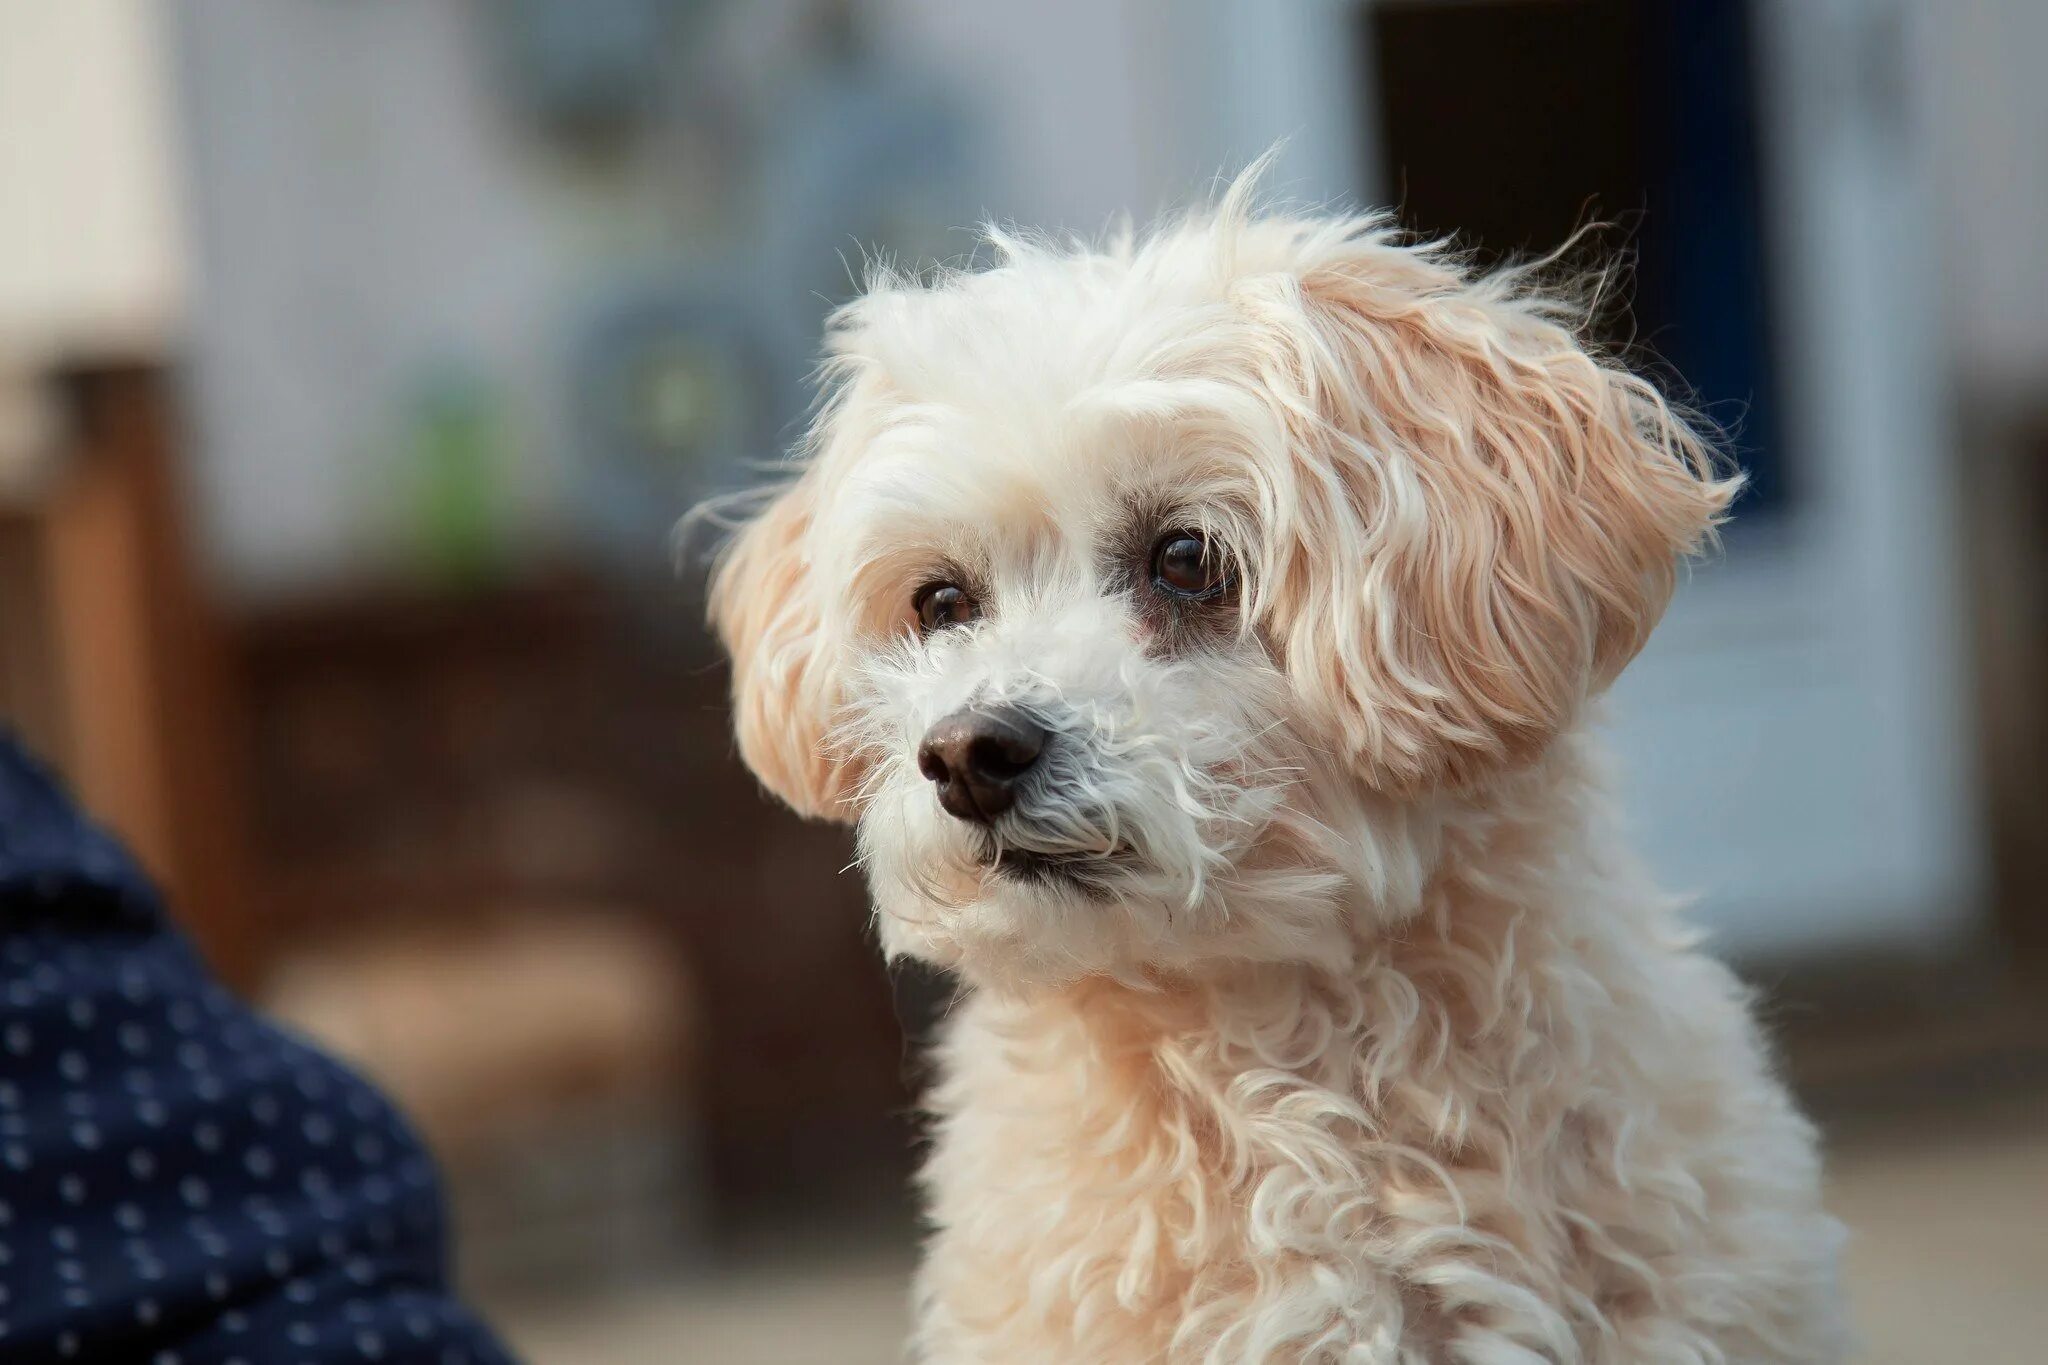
[866,827,1183,986]
[861,785,1354,985]
[987,842,1130,897]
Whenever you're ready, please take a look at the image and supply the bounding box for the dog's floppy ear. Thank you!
[706,470,851,821]
[1248,233,1740,790]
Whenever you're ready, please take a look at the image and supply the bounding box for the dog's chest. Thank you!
[912,989,1450,1363]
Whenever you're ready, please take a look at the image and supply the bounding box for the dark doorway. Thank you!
[1367,0,1787,514]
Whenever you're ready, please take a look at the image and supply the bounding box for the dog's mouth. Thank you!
[983,841,1131,895]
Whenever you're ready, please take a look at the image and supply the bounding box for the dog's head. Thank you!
[707,191,1736,988]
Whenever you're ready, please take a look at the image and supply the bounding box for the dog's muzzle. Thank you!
[916,706,1047,823]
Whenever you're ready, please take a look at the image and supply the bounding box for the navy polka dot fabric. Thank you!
[0,736,517,1364]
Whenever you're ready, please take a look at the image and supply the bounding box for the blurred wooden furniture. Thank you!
[231,583,923,1220]
[0,360,255,984]
[1962,413,2048,977]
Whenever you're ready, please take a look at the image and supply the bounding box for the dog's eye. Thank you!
[913,581,979,634]
[1151,531,1230,600]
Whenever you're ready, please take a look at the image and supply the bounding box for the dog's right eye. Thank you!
[914,582,979,634]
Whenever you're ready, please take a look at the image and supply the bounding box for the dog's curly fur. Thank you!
[704,175,1848,1363]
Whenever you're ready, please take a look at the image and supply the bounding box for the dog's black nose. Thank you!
[917,708,1046,823]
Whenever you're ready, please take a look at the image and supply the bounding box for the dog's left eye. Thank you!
[914,581,979,634]
[1151,531,1230,600]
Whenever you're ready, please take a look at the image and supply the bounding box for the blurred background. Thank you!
[1,0,2043,1359]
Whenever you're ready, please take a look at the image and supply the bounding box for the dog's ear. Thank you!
[1247,237,1740,790]
[706,470,852,821]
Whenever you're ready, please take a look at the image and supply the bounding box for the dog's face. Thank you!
[709,200,1736,988]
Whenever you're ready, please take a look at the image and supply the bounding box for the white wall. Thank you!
[0,0,183,363]
[1921,0,2048,402]
[170,0,569,597]
[871,0,1368,229]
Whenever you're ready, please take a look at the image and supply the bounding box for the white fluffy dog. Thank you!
[705,178,1847,1363]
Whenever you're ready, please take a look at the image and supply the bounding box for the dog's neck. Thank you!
[966,736,1638,1096]
[963,736,1616,1093]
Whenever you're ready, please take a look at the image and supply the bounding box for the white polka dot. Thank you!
[129,1148,157,1179]
[193,1120,223,1152]
[57,1330,79,1357]
[136,1297,160,1326]
[286,1278,317,1304]
[3,1024,30,1056]
[115,1202,146,1231]
[57,1050,88,1082]
[245,1144,277,1179]
[179,1175,212,1208]
[66,996,95,1028]
[289,1321,318,1346]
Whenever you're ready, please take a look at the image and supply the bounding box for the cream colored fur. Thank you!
[704,175,1847,1363]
